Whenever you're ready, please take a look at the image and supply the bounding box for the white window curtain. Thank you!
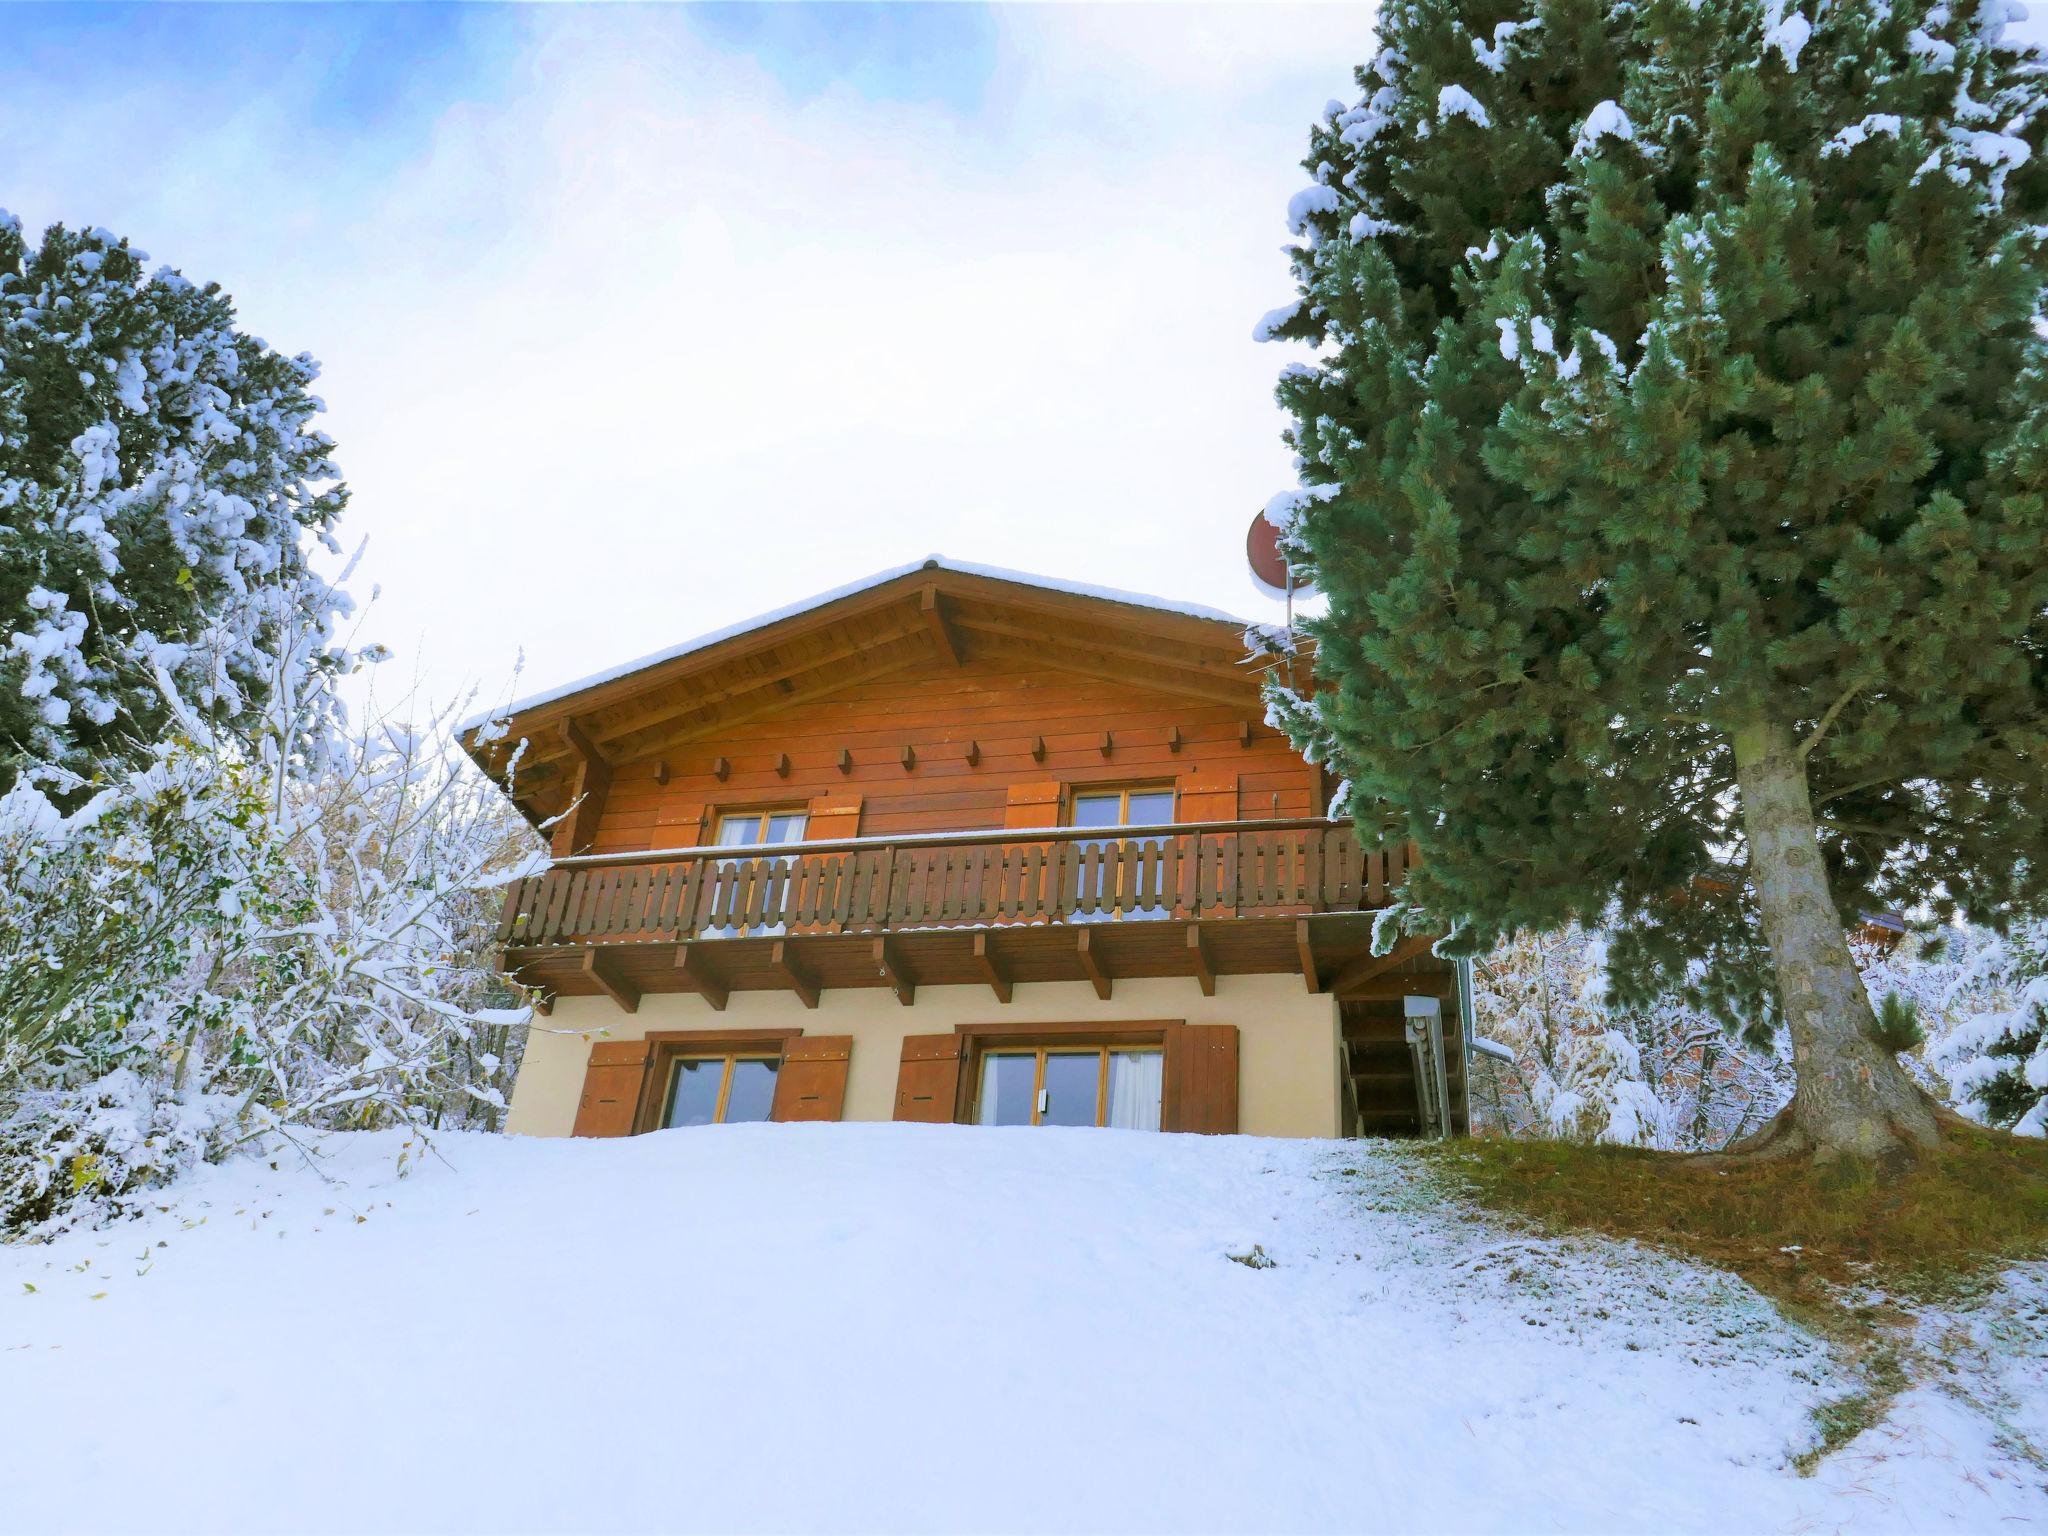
[976,1054,1004,1127]
[1106,1051,1163,1131]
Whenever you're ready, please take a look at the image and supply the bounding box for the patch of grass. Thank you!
[1418,1126,2048,1305]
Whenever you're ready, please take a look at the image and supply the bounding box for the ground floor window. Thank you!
[974,1046,1162,1130]
[664,1053,780,1128]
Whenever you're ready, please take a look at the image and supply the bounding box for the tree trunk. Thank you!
[1729,720,1940,1165]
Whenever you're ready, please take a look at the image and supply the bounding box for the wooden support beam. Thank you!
[1326,933,1439,998]
[1098,731,1114,758]
[967,634,1252,710]
[773,752,791,779]
[920,585,964,665]
[837,747,853,775]
[770,940,820,1009]
[1075,928,1111,1000]
[712,756,730,782]
[900,743,917,772]
[966,739,981,767]
[1186,924,1215,997]
[581,949,640,1014]
[1336,974,1456,1003]
[1167,725,1183,753]
[672,943,730,1011]
[531,991,554,1018]
[653,759,670,785]
[609,639,930,760]
[1296,918,1322,994]
[972,932,1012,1004]
[552,718,614,858]
[1238,720,1254,747]
[873,938,915,1006]
[579,617,925,750]
[1030,736,1047,763]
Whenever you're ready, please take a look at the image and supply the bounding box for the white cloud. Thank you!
[7,5,1373,721]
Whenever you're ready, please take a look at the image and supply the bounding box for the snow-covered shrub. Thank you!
[0,212,542,1237]
[1472,922,2048,1147]
[1866,923,2048,1136]
[1469,926,1794,1150]
[0,675,540,1237]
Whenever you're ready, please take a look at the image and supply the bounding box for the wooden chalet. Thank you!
[466,558,1470,1141]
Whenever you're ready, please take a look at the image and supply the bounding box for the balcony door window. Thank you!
[974,1046,1163,1130]
[705,808,808,937]
[663,1053,781,1127]
[1071,786,1175,919]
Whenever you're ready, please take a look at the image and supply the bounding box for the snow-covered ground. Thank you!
[2,1126,2042,1535]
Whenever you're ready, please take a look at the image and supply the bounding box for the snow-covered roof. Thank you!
[462,556,1252,732]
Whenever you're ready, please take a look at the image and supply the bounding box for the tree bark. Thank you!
[1729,720,1940,1165]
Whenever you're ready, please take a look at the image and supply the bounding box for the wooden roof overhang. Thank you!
[463,561,1306,826]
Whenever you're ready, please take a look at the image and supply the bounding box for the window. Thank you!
[704,808,809,936]
[974,1047,1163,1130]
[662,1053,780,1127]
[1071,786,1174,832]
[1071,785,1175,919]
[714,808,809,849]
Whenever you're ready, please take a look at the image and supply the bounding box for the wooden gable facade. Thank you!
[469,559,1467,1140]
[469,560,1325,855]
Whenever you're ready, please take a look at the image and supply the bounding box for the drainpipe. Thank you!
[1457,956,1478,1136]
[1403,994,1452,1141]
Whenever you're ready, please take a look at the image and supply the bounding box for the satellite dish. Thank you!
[1246,510,1313,603]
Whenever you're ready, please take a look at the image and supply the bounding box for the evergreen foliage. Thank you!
[0,215,349,799]
[1260,0,2048,1036]
[1871,990,1925,1052]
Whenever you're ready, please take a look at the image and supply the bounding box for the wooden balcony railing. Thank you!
[495,819,1412,948]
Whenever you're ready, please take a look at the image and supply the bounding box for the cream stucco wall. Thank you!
[507,974,1343,1139]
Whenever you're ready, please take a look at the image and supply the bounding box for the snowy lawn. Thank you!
[2,1125,2042,1535]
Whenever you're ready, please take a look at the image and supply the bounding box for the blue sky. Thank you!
[1,4,1372,719]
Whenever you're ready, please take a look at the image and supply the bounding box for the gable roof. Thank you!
[463,556,1282,818]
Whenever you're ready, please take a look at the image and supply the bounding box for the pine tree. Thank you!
[0,216,350,799]
[1259,0,2048,1163]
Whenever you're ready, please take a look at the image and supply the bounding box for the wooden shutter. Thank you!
[893,1034,965,1122]
[572,1039,651,1137]
[1003,780,1064,830]
[772,1036,853,1122]
[1162,1024,1239,1134]
[1177,772,1238,825]
[806,793,863,841]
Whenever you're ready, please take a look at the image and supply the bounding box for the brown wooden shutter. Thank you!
[1177,772,1239,825]
[1162,1024,1239,1134]
[1003,780,1064,830]
[772,1035,853,1122]
[572,1039,651,1137]
[806,793,863,841]
[893,1034,965,1122]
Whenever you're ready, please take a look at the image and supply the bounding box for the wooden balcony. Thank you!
[498,818,1450,1012]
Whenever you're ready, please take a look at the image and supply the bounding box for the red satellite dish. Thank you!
[1247,510,1313,602]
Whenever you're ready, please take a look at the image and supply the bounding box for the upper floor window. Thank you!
[1071,786,1175,919]
[1071,786,1174,831]
[705,809,810,937]
[714,808,809,848]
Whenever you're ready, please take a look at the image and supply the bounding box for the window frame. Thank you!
[1068,782,1177,830]
[661,1050,784,1128]
[630,1028,804,1131]
[710,805,811,848]
[1068,783,1178,917]
[958,1021,1179,1129]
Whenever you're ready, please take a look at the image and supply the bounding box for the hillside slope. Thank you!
[1,1125,2041,1534]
